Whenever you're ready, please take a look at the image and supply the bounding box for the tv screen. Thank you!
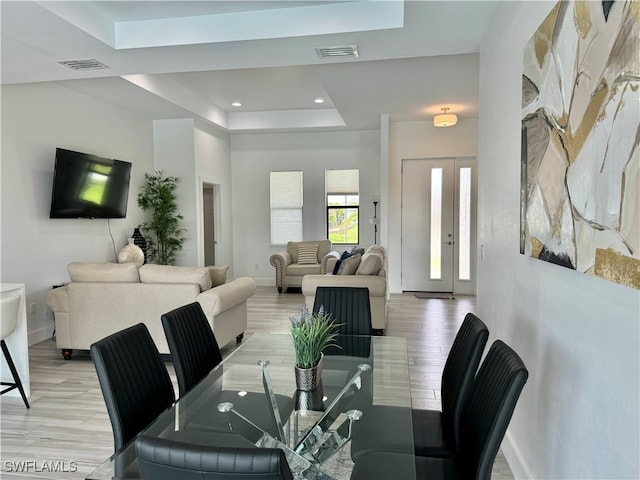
[49,148,132,219]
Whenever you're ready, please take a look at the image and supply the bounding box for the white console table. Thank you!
[1,283,30,398]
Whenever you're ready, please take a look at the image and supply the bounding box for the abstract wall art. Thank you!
[521,0,640,289]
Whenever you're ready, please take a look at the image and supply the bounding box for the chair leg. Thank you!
[1,340,30,408]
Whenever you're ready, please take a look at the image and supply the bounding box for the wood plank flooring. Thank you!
[0,287,514,479]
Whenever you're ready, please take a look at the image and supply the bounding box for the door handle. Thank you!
[443,241,453,245]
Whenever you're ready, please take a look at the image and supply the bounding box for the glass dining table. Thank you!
[86,332,416,480]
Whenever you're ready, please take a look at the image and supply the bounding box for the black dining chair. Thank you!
[350,340,529,480]
[161,302,223,397]
[414,312,489,456]
[312,286,372,335]
[350,312,489,460]
[161,302,295,441]
[135,433,294,480]
[90,323,175,451]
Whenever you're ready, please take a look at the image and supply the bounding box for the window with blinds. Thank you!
[270,171,303,244]
[326,169,359,245]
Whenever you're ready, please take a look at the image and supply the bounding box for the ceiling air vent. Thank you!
[315,45,360,59]
[58,59,110,71]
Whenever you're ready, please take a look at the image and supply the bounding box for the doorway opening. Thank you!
[201,182,220,266]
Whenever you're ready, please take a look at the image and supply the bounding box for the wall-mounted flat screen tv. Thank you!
[49,148,132,219]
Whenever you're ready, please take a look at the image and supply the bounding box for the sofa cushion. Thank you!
[298,244,319,265]
[206,265,229,287]
[286,264,322,276]
[338,253,361,275]
[333,251,352,275]
[356,252,384,275]
[68,262,140,283]
[366,244,386,256]
[139,265,212,292]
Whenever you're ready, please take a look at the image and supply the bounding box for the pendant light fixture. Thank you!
[434,107,457,127]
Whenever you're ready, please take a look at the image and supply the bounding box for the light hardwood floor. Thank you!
[0,287,514,479]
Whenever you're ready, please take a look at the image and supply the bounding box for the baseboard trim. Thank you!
[502,430,533,479]
[253,277,277,287]
[28,327,52,346]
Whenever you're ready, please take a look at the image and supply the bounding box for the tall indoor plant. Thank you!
[137,170,185,265]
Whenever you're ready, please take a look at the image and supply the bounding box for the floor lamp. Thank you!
[369,201,378,244]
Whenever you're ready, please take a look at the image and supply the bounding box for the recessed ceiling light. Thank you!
[314,97,325,104]
[231,101,242,107]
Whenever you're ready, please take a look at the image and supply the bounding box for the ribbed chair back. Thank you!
[161,302,223,397]
[90,323,175,451]
[458,340,529,479]
[440,313,488,452]
[136,434,294,480]
[313,286,372,335]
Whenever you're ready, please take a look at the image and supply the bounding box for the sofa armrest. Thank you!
[47,286,70,346]
[269,251,293,290]
[47,285,68,313]
[197,277,256,317]
[320,251,341,274]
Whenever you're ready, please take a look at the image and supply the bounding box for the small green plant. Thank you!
[137,170,185,265]
[289,306,341,369]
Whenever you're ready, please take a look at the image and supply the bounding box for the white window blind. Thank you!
[270,171,303,244]
[326,169,359,194]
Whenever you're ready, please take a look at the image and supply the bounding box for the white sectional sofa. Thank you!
[47,262,255,359]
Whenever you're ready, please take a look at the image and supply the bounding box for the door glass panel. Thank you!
[459,168,471,280]
[430,168,442,280]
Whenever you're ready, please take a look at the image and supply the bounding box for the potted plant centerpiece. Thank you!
[290,306,340,391]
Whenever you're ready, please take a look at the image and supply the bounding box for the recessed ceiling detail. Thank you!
[58,59,109,71]
[315,45,360,59]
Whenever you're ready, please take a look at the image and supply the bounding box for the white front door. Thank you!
[401,158,456,292]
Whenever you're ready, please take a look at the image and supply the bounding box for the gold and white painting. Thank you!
[521,1,640,289]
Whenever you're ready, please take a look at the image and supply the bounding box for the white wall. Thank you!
[194,121,233,274]
[152,119,232,269]
[0,83,154,344]
[153,118,198,266]
[230,130,380,285]
[478,2,640,478]
[387,118,479,293]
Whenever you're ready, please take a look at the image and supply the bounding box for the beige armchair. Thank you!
[269,240,339,292]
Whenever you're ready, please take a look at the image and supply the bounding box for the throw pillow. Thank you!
[356,251,384,275]
[350,246,365,256]
[338,253,361,275]
[332,250,352,275]
[297,243,319,265]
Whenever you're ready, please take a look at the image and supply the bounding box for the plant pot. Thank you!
[294,381,325,412]
[294,354,323,391]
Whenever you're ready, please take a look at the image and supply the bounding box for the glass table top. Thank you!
[86,332,415,480]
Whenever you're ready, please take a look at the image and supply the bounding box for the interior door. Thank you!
[202,183,217,265]
[401,158,455,292]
